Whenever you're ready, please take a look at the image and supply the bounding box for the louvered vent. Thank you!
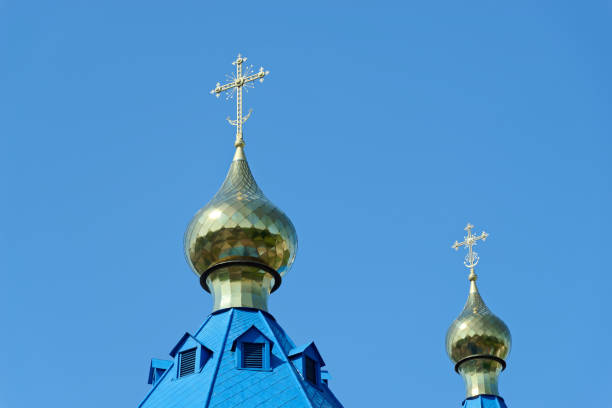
[179,348,197,377]
[242,343,264,369]
[305,356,316,384]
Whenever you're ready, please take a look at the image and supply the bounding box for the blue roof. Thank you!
[463,395,508,408]
[138,308,344,408]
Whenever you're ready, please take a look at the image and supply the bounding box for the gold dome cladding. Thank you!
[184,147,298,281]
[445,280,511,365]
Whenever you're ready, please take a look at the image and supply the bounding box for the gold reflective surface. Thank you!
[206,265,275,311]
[446,279,511,397]
[446,280,511,363]
[184,146,297,311]
[458,358,503,398]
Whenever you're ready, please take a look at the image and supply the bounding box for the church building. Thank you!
[136,55,513,408]
[137,55,344,408]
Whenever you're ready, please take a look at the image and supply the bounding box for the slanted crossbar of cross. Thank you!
[452,223,488,277]
[210,54,269,147]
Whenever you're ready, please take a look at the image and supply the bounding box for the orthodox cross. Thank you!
[210,54,269,147]
[452,223,488,279]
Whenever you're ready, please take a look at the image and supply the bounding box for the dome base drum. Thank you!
[457,357,504,398]
[199,259,282,293]
[199,259,282,312]
[205,264,275,312]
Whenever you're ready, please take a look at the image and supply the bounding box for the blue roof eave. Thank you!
[169,332,212,358]
[230,324,275,351]
[288,341,326,366]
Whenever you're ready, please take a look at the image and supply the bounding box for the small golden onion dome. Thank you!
[184,145,298,284]
[445,278,511,366]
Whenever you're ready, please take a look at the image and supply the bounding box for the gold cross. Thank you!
[210,54,269,147]
[452,223,488,279]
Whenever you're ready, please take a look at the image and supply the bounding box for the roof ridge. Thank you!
[193,313,213,337]
[203,308,235,408]
[258,310,316,408]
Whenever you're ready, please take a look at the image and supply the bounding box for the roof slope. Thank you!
[139,308,343,408]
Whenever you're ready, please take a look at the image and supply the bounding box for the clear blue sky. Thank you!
[1,1,610,407]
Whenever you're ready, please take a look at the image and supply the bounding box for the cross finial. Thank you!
[210,54,270,148]
[452,223,489,281]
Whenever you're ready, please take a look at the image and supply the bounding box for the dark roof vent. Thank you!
[179,348,197,377]
[305,356,317,384]
[242,342,264,369]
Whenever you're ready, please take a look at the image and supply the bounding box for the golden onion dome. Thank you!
[184,145,298,292]
[447,224,511,398]
[446,278,511,366]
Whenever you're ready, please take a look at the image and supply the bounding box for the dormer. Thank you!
[231,325,273,371]
[169,332,212,378]
[288,342,325,386]
[147,359,172,386]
